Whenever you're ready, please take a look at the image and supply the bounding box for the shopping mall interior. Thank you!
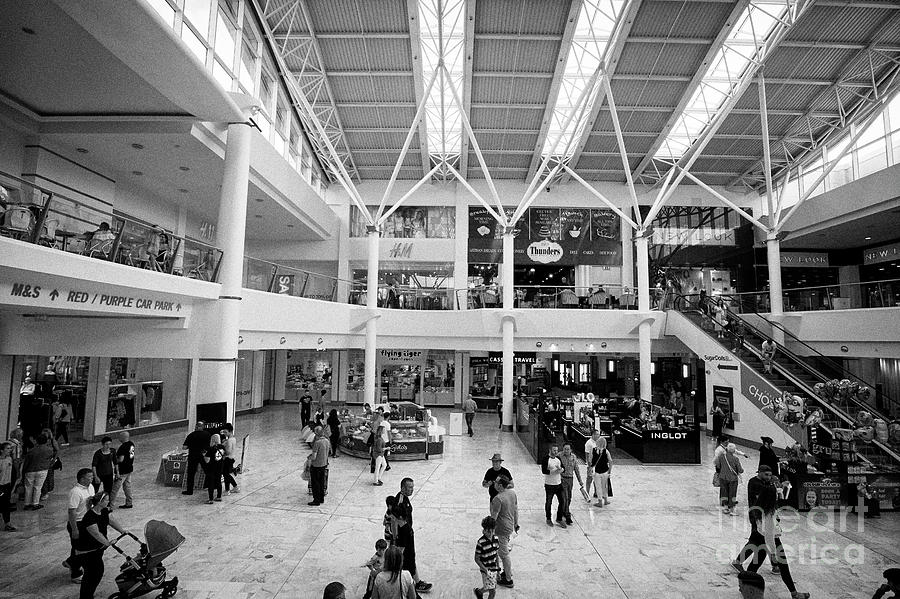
[2,1,900,598]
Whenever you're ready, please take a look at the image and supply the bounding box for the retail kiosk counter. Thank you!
[614,423,700,464]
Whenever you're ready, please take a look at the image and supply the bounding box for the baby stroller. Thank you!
[107,520,184,599]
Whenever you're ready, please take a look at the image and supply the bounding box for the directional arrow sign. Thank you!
[49,289,59,301]
[717,364,738,371]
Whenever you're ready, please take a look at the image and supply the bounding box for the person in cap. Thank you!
[181,421,211,495]
[732,465,775,572]
[738,571,765,599]
[758,437,780,477]
[873,567,900,599]
[482,454,513,505]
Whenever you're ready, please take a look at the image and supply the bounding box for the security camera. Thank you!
[545,186,551,192]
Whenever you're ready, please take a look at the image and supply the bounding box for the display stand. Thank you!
[337,403,444,461]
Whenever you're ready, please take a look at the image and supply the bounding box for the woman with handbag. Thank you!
[39,427,60,499]
[371,545,417,599]
[590,436,612,508]
[715,443,743,514]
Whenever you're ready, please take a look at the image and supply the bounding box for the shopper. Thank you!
[323,581,347,599]
[56,397,73,446]
[64,468,95,582]
[473,515,501,599]
[202,434,225,504]
[394,477,433,593]
[583,430,600,501]
[711,404,726,438]
[76,491,128,599]
[181,421,211,495]
[110,431,134,509]
[489,475,518,589]
[90,437,117,497]
[872,567,900,599]
[22,432,53,510]
[300,391,313,427]
[308,426,330,506]
[482,454,513,505]
[761,338,776,374]
[327,409,342,458]
[590,436,612,508]
[39,427,60,500]
[371,546,417,599]
[463,394,478,436]
[221,423,240,494]
[559,443,584,525]
[737,571,765,599]
[373,424,387,486]
[745,485,810,598]
[758,436,779,477]
[541,444,565,527]
[716,443,744,514]
[732,465,774,573]
[363,538,388,599]
[376,407,392,472]
[0,442,16,531]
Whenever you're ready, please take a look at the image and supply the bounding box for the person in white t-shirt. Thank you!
[583,431,601,501]
[377,408,392,472]
[540,445,566,528]
[63,468,95,582]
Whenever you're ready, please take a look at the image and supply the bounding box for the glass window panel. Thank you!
[215,10,236,70]
[889,94,900,133]
[146,0,176,27]
[260,74,273,112]
[800,167,824,198]
[257,115,270,140]
[240,42,257,93]
[213,59,232,90]
[183,0,211,38]
[858,140,888,177]
[857,115,885,147]
[181,26,207,63]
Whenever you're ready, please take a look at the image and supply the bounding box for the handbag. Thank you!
[712,471,720,487]
[607,477,613,497]
[53,457,63,471]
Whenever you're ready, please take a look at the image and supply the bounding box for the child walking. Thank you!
[363,539,388,599]
[473,516,501,599]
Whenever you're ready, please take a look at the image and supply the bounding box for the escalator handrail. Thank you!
[718,293,899,419]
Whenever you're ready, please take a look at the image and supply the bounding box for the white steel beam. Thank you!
[629,0,751,180]
[565,0,644,180]
[406,0,433,178]
[459,0,477,178]
[524,0,584,181]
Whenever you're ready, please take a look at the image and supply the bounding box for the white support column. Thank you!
[501,229,515,431]
[766,231,784,315]
[364,226,381,407]
[194,120,252,429]
[621,215,634,293]
[636,232,652,403]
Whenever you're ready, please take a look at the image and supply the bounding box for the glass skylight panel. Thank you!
[543,0,626,160]
[654,0,790,161]
[417,0,466,163]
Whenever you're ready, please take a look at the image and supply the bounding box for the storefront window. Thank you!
[346,350,366,403]
[350,266,454,309]
[14,356,90,438]
[105,358,189,433]
[350,206,455,238]
[284,350,333,404]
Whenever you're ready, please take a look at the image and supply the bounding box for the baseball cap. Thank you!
[757,465,773,473]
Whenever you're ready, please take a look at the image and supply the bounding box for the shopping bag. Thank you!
[608,477,613,497]
[579,484,590,501]
[712,471,720,487]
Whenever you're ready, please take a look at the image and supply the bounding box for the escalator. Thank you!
[672,294,900,472]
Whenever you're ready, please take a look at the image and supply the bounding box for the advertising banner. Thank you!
[739,364,805,443]
[468,207,621,265]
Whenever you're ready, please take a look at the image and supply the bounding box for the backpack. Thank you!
[59,408,68,420]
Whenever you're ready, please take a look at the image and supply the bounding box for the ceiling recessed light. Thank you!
[255,198,264,202]
[179,166,190,171]
[865,236,872,240]
[76,148,89,154]
[254,214,262,218]
[178,188,189,193]
[132,171,143,176]
[22,27,36,35]
[131,143,144,150]
[287,224,295,228]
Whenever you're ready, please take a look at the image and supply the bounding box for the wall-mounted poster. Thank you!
[712,385,735,430]
[468,207,621,265]
[141,383,163,413]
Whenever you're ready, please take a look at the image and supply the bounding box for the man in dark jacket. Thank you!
[182,422,211,495]
[732,465,774,572]
[758,437,780,477]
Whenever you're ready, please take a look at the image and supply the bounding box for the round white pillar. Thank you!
[364,226,380,407]
[501,229,515,431]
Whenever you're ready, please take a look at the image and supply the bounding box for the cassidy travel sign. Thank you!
[0,280,191,317]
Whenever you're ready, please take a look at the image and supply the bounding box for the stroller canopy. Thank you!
[144,520,185,569]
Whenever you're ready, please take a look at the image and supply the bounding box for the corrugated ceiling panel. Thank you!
[716,113,762,136]
[329,75,414,103]
[583,133,656,155]
[470,107,544,130]
[318,38,412,71]
[785,6,892,44]
[616,43,707,77]
[610,80,686,107]
[630,1,733,38]
[486,133,540,152]
[474,0,571,35]
[705,137,764,157]
[762,47,856,81]
[767,85,824,112]
[352,152,421,167]
[306,0,409,34]
[338,106,417,128]
[473,39,561,73]
[594,109,671,133]
[358,168,421,180]
[344,131,421,150]
[472,77,551,105]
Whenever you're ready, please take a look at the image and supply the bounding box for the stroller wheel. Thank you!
[108,593,127,599]
[159,578,178,598]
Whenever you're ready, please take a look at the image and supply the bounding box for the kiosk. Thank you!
[338,402,444,461]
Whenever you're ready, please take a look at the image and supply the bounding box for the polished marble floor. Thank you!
[1,405,897,599]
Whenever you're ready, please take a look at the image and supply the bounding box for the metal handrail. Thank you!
[0,170,223,281]
[728,278,900,312]
[718,293,900,419]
